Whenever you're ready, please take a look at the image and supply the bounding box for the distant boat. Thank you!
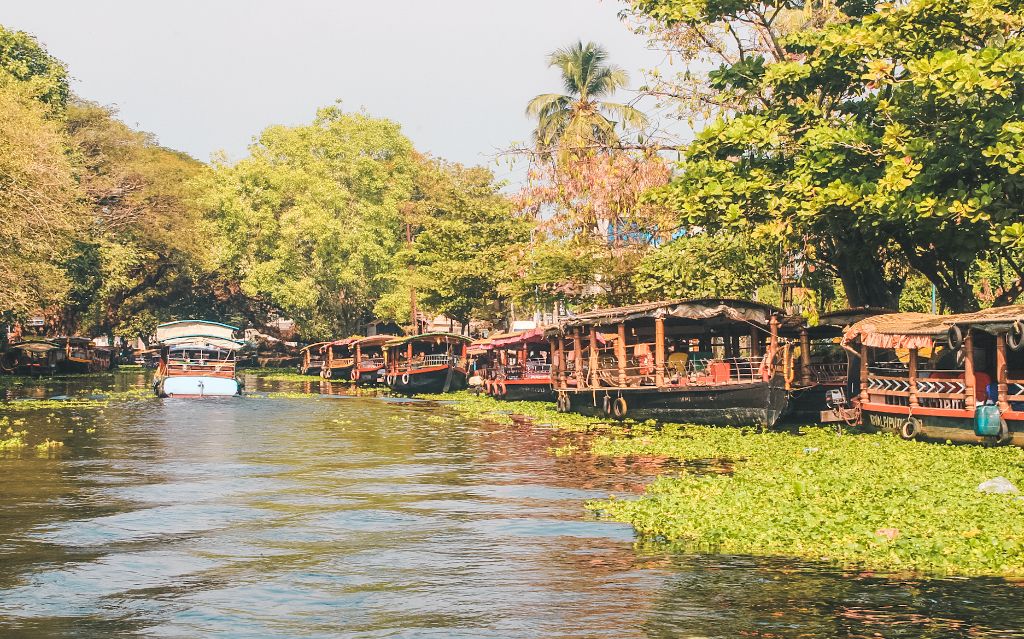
[3,340,62,376]
[298,341,329,376]
[384,332,471,394]
[53,337,96,374]
[350,335,394,385]
[153,320,246,398]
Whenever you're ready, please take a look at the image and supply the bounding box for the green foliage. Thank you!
[203,106,416,339]
[401,159,530,327]
[0,24,69,110]
[633,228,782,301]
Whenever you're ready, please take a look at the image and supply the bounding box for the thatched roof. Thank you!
[843,312,953,349]
[352,335,396,347]
[950,305,1024,333]
[556,298,789,332]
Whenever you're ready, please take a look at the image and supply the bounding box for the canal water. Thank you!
[1,372,1023,638]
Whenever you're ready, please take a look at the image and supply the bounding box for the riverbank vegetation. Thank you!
[430,391,1024,576]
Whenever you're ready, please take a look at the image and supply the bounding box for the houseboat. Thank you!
[349,335,392,384]
[91,345,114,372]
[384,332,471,394]
[548,298,802,426]
[3,340,62,376]
[297,342,329,376]
[785,307,895,421]
[843,306,1024,445]
[153,320,245,398]
[54,337,95,373]
[473,328,554,401]
[321,338,356,380]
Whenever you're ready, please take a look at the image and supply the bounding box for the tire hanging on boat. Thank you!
[900,417,921,440]
[401,373,410,386]
[948,324,963,350]
[612,396,628,419]
[1009,320,1024,352]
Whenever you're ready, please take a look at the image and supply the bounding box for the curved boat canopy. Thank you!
[384,332,472,349]
[299,341,330,354]
[843,312,956,350]
[162,336,247,351]
[157,320,238,343]
[554,298,798,333]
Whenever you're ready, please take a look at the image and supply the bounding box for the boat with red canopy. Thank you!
[349,335,393,385]
[384,332,471,394]
[472,328,554,401]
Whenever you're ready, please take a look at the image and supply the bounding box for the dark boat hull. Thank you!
[490,381,555,402]
[861,404,1024,446]
[353,367,384,385]
[563,378,790,427]
[321,364,353,380]
[58,359,91,374]
[387,366,468,394]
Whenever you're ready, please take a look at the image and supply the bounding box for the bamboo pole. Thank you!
[997,333,1010,412]
[964,330,976,409]
[799,328,812,387]
[589,327,600,388]
[655,317,665,387]
[616,323,627,387]
[908,348,919,407]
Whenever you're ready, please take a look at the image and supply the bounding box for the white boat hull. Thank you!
[156,375,240,397]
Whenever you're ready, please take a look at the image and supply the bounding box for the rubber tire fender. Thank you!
[1008,320,1024,352]
[324,368,332,379]
[401,373,410,386]
[900,417,921,440]
[602,394,612,417]
[948,324,963,350]
[351,367,359,381]
[612,396,628,419]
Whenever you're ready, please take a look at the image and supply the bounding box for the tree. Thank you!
[0,83,79,322]
[526,40,648,155]
[202,106,417,339]
[398,158,530,330]
[631,0,1024,310]
[0,24,69,111]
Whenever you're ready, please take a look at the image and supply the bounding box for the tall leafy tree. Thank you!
[0,24,69,111]
[203,106,417,339]
[526,40,648,154]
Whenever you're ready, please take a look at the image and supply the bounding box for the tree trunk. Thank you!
[831,245,902,309]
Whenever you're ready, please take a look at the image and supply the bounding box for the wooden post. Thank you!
[589,327,600,388]
[573,328,584,388]
[997,333,1010,412]
[860,344,870,403]
[799,328,812,387]
[964,330,976,409]
[750,326,761,357]
[554,337,566,387]
[407,342,413,369]
[768,316,779,375]
[655,317,665,387]
[908,348,919,407]
[616,323,627,387]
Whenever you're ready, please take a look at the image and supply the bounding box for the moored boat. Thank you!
[54,337,95,374]
[321,338,356,380]
[349,335,393,384]
[843,306,1024,445]
[472,328,554,401]
[297,342,329,376]
[384,332,471,394]
[153,320,245,398]
[548,298,801,427]
[3,340,62,376]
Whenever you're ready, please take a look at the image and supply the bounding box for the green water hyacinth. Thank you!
[590,424,1024,576]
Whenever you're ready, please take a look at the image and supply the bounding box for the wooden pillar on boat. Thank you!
[520,343,528,373]
[859,344,870,403]
[573,329,584,388]
[461,343,467,368]
[554,337,566,387]
[654,317,666,387]
[406,343,413,368]
[768,316,779,375]
[750,326,761,357]
[799,328,812,387]
[908,348,919,408]
[964,330,976,410]
[616,323,627,387]
[589,327,600,388]
[997,333,1010,412]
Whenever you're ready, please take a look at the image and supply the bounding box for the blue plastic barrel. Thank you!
[975,404,1002,437]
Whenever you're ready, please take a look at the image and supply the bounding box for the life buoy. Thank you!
[1008,320,1024,352]
[948,324,963,350]
[401,373,410,386]
[324,368,332,379]
[612,396,628,419]
[351,367,359,381]
[900,417,921,440]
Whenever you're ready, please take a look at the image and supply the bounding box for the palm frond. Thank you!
[525,93,571,119]
[587,66,630,98]
[598,102,649,131]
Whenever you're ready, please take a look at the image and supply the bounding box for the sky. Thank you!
[0,0,682,186]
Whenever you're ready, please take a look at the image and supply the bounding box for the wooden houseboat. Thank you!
[785,307,895,421]
[153,320,245,398]
[3,340,62,376]
[473,328,554,401]
[297,342,329,376]
[54,337,95,373]
[321,338,357,380]
[349,335,393,384]
[843,307,1024,445]
[91,346,114,372]
[384,332,471,394]
[547,298,802,426]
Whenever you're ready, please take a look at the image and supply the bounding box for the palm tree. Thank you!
[526,41,648,153]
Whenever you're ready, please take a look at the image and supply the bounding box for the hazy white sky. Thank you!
[0,0,680,185]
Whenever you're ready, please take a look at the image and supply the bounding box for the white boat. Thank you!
[153,320,246,397]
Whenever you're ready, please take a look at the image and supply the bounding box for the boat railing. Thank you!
[358,357,385,369]
[408,353,459,369]
[327,357,354,368]
[808,362,847,384]
[491,361,552,381]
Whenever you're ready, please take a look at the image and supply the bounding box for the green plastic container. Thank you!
[975,404,1002,437]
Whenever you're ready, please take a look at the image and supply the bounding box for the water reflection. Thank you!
[0,374,1023,638]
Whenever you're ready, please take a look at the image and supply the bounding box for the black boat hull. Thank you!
[387,366,468,394]
[490,381,555,402]
[563,378,789,427]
